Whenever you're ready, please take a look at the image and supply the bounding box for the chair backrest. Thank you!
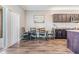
[21,27,26,34]
[52,28,55,32]
[30,28,36,33]
[39,28,45,33]
[51,28,55,35]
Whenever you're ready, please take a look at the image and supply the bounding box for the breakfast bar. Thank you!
[67,30,79,54]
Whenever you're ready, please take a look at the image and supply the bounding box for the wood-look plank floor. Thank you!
[1,39,73,54]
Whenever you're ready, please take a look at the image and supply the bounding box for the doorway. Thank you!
[3,9,20,48]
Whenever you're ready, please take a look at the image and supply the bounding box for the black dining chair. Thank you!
[21,32,30,40]
[39,28,47,40]
[30,28,37,40]
[21,27,29,40]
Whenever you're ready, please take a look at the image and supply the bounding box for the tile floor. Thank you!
[1,39,73,54]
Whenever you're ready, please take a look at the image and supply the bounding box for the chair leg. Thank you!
[35,37,37,41]
[46,37,48,40]
[30,36,31,40]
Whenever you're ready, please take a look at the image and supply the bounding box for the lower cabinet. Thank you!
[55,29,67,39]
[67,31,79,54]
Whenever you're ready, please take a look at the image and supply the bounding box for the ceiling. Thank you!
[21,5,53,10]
[20,5,79,10]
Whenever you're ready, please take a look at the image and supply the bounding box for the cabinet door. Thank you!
[61,29,66,38]
[67,31,73,51]
[72,32,79,53]
[58,14,62,22]
[55,29,66,39]
[55,29,62,38]
[62,14,67,22]
[53,14,58,22]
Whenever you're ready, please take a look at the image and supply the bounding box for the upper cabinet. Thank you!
[53,14,79,23]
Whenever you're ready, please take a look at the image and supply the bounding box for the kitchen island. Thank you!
[67,30,79,54]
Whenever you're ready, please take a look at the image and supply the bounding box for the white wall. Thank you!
[0,38,3,49]
[3,5,26,30]
[26,10,79,31]
[2,5,26,48]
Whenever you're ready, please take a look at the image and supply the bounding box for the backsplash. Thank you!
[26,10,79,31]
